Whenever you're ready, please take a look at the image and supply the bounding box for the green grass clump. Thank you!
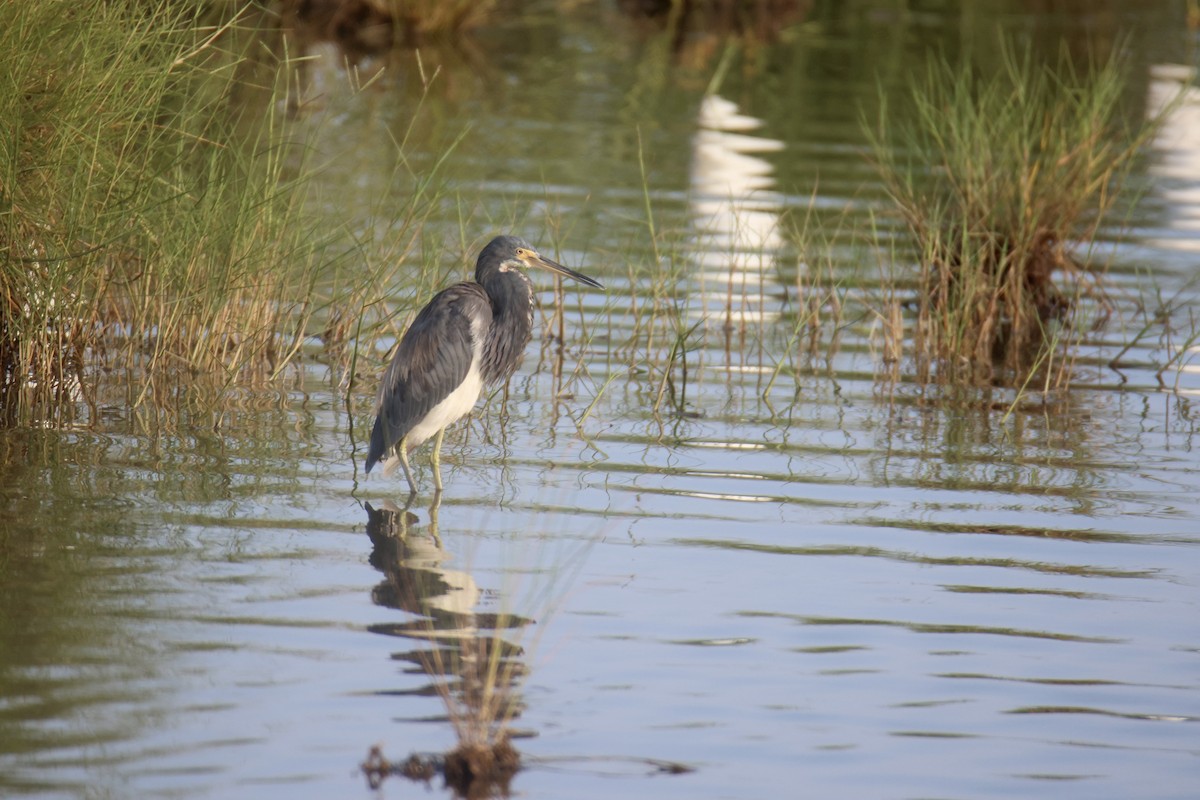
[868,43,1160,386]
[0,1,335,423]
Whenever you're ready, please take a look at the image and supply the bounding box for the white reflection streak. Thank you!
[1147,65,1200,250]
[678,491,774,503]
[688,440,767,451]
[689,95,784,325]
[1146,66,1200,394]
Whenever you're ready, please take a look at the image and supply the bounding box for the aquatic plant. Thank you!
[867,42,1164,387]
[0,1,349,424]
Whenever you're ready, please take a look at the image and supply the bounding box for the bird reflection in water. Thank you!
[362,499,530,796]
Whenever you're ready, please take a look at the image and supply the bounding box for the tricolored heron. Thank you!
[365,235,603,493]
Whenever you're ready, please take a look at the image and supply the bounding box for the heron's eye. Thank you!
[515,248,529,258]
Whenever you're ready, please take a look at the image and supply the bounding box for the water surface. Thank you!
[2,3,1199,799]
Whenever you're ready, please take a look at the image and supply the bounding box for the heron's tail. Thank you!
[365,415,387,474]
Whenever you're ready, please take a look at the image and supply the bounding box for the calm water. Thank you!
[3,3,1200,798]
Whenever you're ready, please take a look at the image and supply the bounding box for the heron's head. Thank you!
[475,235,603,289]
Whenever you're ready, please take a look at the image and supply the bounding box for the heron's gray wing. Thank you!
[365,283,491,473]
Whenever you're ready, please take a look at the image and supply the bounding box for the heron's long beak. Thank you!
[524,251,604,289]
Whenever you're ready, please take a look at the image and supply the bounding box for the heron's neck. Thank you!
[482,272,534,384]
[492,270,532,312]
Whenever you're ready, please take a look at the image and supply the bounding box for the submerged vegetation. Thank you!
[868,44,1164,387]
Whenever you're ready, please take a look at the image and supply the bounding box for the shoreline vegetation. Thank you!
[1,1,1185,430]
[2,1,336,424]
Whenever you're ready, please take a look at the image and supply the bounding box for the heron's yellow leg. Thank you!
[397,437,417,496]
[431,428,445,492]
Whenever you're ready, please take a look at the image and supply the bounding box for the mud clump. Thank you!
[362,738,520,798]
[442,736,520,799]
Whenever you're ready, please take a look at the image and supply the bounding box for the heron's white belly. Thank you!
[405,364,484,449]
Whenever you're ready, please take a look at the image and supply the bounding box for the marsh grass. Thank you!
[1108,272,1200,389]
[781,205,870,374]
[868,42,1165,387]
[0,1,353,423]
[1,1,494,429]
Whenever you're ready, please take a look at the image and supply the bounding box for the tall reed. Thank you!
[1,1,340,424]
[867,42,1161,387]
